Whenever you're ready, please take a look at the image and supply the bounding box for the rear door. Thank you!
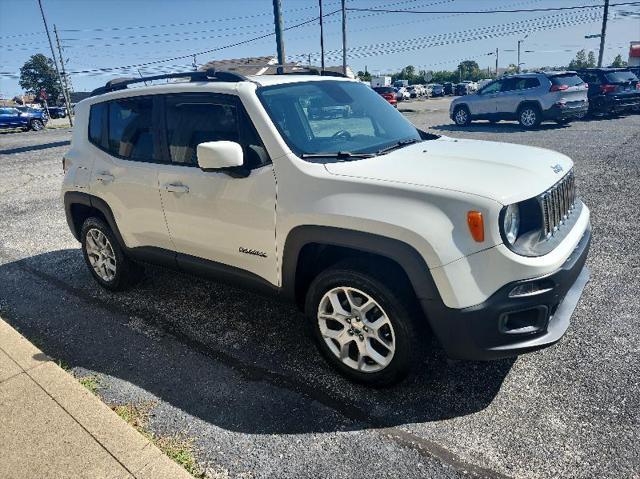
[88,96,172,250]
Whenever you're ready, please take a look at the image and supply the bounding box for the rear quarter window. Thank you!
[88,103,107,149]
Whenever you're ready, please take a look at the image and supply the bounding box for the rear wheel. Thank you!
[518,105,541,129]
[453,105,471,126]
[305,263,420,386]
[81,217,142,291]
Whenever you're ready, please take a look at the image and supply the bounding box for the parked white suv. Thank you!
[62,70,591,385]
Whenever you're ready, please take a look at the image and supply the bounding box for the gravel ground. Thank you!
[0,101,638,479]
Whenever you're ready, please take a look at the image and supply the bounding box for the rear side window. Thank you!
[523,78,540,89]
[165,96,239,166]
[107,97,155,161]
[89,103,107,148]
[605,71,638,83]
[550,75,584,87]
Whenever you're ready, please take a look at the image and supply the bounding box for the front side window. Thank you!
[257,80,423,158]
[165,96,239,166]
[479,81,501,94]
[107,97,155,161]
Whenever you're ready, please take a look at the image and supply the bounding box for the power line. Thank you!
[62,10,341,75]
[345,1,640,15]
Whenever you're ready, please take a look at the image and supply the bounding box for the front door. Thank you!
[156,93,277,285]
[471,80,502,116]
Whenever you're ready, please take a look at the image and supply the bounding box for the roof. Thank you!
[246,74,354,87]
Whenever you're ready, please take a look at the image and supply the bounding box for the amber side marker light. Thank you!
[467,211,484,242]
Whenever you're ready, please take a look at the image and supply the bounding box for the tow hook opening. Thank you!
[499,306,549,335]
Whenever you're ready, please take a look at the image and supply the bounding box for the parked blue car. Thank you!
[0,106,48,131]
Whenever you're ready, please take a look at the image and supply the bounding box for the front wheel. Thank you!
[29,119,44,131]
[453,105,471,126]
[518,106,541,129]
[305,264,419,386]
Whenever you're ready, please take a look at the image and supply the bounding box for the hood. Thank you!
[323,136,573,205]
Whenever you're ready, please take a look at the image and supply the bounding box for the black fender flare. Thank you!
[517,100,543,115]
[280,225,442,303]
[63,191,127,248]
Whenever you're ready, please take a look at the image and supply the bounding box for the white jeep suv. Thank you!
[62,70,591,385]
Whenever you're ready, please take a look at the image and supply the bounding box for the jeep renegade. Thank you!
[62,70,591,385]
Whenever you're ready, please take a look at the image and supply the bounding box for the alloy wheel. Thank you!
[85,228,117,282]
[520,109,537,127]
[317,286,396,373]
[455,108,468,125]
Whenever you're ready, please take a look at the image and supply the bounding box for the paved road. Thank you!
[0,104,638,478]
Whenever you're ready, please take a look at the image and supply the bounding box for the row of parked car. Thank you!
[0,104,70,132]
[449,67,640,129]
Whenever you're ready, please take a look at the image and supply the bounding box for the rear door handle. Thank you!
[165,183,189,194]
[96,173,114,183]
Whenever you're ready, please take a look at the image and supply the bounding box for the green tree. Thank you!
[587,51,597,67]
[610,54,627,68]
[457,60,481,81]
[357,70,372,82]
[568,49,598,70]
[19,54,62,104]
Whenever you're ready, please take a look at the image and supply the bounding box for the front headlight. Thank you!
[502,204,520,245]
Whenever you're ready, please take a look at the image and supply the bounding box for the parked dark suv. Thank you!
[576,68,640,115]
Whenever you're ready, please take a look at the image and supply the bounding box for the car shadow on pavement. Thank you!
[0,140,71,155]
[0,249,514,435]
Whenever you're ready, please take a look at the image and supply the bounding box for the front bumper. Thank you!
[421,225,591,360]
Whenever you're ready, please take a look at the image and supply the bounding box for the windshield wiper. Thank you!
[300,151,377,160]
[377,138,421,155]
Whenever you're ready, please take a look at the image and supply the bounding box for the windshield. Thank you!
[257,80,423,158]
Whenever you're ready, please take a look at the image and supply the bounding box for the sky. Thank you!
[1,0,639,97]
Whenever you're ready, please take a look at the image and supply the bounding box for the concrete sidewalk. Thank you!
[0,318,191,479]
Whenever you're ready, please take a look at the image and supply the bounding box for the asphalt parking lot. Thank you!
[1,100,639,479]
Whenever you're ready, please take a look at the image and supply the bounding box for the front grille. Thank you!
[539,170,576,239]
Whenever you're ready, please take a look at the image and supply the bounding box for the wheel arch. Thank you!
[517,100,543,114]
[281,226,442,309]
[64,191,127,248]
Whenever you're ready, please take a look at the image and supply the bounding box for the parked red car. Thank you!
[372,86,398,107]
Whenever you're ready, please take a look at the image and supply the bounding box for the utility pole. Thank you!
[37,0,73,127]
[272,0,286,74]
[341,0,347,75]
[53,24,73,127]
[597,0,609,67]
[517,41,522,73]
[495,48,499,77]
[319,0,325,71]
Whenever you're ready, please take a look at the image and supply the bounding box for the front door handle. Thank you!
[96,173,114,183]
[165,183,189,194]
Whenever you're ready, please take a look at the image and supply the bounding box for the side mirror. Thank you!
[197,141,244,172]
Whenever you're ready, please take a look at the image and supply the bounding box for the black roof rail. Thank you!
[89,69,248,97]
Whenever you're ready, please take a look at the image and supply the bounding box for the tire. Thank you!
[80,217,142,291]
[453,105,471,126]
[305,261,420,386]
[29,119,44,131]
[518,105,541,129]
